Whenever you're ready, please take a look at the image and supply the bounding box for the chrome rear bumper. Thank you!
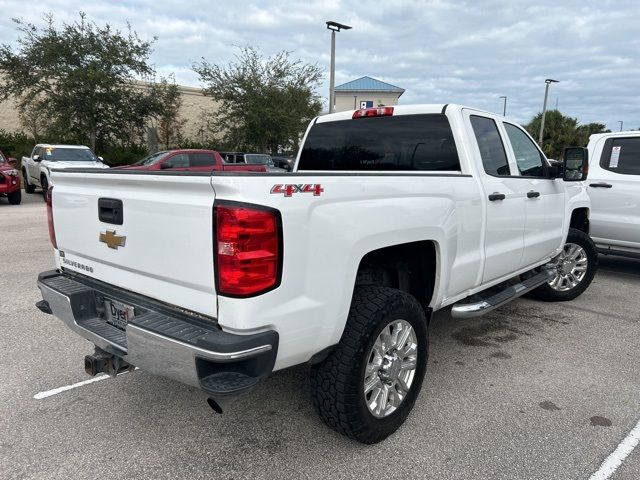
[37,270,278,398]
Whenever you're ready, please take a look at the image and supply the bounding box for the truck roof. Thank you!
[316,103,496,124]
[35,144,91,149]
[589,131,640,142]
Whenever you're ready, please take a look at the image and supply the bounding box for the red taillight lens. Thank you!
[46,186,57,249]
[352,106,394,119]
[215,203,281,297]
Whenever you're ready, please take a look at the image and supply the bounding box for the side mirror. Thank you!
[160,162,173,169]
[33,154,41,162]
[563,147,588,181]
[98,156,104,161]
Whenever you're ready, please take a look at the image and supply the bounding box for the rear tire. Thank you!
[530,228,597,302]
[7,189,21,205]
[310,286,428,444]
[23,170,35,193]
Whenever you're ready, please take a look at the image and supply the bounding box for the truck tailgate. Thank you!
[50,171,218,317]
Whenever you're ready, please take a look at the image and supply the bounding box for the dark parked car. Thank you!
[272,156,295,171]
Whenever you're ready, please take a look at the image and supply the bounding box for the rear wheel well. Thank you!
[355,241,436,310]
[570,208,589,234]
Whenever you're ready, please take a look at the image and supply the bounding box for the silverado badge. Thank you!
[99,230,126,249]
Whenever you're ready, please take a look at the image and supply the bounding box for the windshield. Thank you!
[42,147,98,162]
[133,151,169,166]
[245,154,274,166]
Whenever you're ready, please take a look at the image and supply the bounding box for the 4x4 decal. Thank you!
[271,184,324,197]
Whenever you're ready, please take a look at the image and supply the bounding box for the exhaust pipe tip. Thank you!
[207,398,224,414]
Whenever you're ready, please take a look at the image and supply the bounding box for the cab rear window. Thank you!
[298,114,460,171]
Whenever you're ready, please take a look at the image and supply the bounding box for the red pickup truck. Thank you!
[116,149,266,172]
[0,150,21,205]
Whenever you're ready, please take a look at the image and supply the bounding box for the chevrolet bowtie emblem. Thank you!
[99,230,126,249]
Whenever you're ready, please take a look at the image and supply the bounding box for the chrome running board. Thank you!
[451,268,555,319]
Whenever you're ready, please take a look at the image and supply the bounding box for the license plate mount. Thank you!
[104,299,135,329]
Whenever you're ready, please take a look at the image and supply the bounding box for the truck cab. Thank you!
[586,131,640,259]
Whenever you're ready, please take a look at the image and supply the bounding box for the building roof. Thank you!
[335,76,405,96]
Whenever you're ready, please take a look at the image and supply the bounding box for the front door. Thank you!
[502,122,565,268]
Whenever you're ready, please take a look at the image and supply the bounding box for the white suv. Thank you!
[587,132,640,259]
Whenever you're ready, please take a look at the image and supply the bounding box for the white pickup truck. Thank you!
[22,144,109,197]
[36,104,596,444]
[586,131,640,259]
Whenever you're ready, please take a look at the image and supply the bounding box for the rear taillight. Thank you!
[215,203,281,297]
[46,186,57,249]
[352,106,394,119]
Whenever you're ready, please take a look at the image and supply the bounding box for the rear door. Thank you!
[501,122,565,268]
[465,112,525,283]
[51,171,218,317]
[589,136,640,251]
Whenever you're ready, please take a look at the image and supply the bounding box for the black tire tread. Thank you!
[310,285,427,444]
[7,189,21,205]
[23,170,35,193]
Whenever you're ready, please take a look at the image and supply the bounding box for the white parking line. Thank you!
[33,369,134,400]
[589,418,640,480]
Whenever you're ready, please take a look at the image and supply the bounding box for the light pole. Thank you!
[538,78,559,145]
[499,96,507,116]
[326,21,352,114]
[618,120,624,132]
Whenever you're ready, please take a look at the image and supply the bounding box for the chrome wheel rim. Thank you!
[363,319,418,418]
[548,243,588,291]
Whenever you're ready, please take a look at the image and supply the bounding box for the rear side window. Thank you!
[298,114,460,171]
[189,153,215,167]
[470,116,510,176]
[600,137,640,175]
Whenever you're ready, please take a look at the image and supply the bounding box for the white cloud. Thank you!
[0,0,638,130]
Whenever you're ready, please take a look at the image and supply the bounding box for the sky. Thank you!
[0,0,638,130]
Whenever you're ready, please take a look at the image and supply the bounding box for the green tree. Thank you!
[525,110,609,159]
[0,12,161,152]
[149,77,186,149]
[194,47,322,154]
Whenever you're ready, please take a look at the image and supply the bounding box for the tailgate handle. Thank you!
[98,198,123,225]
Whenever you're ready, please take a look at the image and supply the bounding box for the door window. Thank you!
[167,154,189,168]
[188,153,215,167]
[470,116,510,176]
[504,123,545,177]
[599,137,640,175]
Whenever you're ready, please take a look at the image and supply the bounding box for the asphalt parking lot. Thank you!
[1,192,639,480]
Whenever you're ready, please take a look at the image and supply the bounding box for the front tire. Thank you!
[23,170,35,193]
[530,228,597,302]
[7,189,21,205]
[41,176,48,200]
[310,286,428,444]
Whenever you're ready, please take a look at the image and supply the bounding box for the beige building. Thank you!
[0,82,219,142]
[334,76,405,112]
